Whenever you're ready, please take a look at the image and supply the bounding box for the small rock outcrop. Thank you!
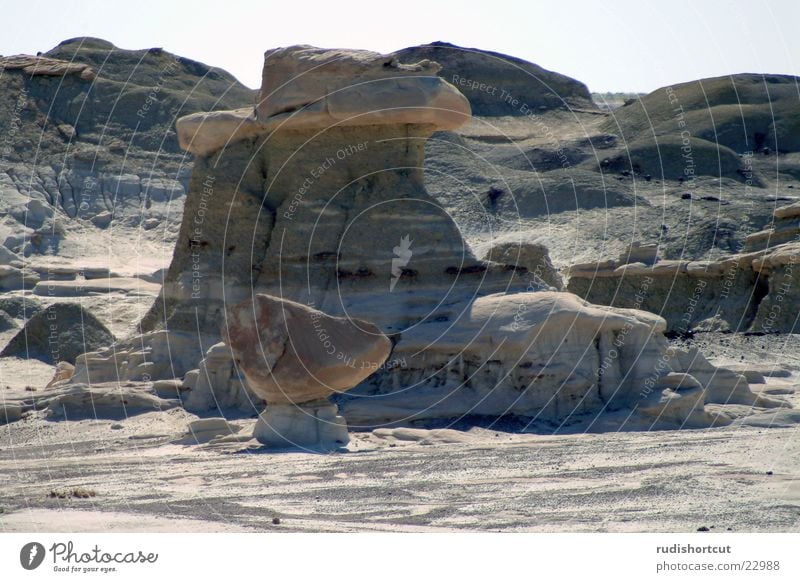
[181,342,258,413]
[482,240,564,290]
[567,202,800,333]
[601,73,800,185]
[1,303,114,364]
[0,37,254,263]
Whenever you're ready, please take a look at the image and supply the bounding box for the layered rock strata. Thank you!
[567,202,800,333]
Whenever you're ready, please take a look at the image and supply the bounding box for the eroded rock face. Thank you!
[224,294,391,405]
[340,292,670,424]
[567,201,800,334]
[0,38,254,263]
[0,55,95,79]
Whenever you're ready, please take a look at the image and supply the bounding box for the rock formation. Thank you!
[634,373,714,428]
[0,37,253,260]
[341,291,669,424]
[181,342,257,413]
[63,45,773,435]
[133,44,524,367]
[567,200,800,334]
[481,240,564,290]
[225,294,392,405]
[598,74,800,183]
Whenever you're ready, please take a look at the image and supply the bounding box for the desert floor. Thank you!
[2,335,798,533]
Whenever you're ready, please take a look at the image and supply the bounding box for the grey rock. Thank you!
[0,303,115,364]
[0,295,43,319]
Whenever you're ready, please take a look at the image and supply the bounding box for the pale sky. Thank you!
[1,0,797,93]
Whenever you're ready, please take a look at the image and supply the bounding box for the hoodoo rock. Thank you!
[138,43,517,364]
[65,45,773,436]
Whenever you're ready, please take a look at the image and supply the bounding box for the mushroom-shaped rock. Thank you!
[176,45,470,156]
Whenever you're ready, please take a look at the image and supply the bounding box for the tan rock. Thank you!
[773,201,800,220]
[175,108,262,157]
[0,55,95,79]
[46,362,75,388]
[176,45,470,156]
[224,294,392,405]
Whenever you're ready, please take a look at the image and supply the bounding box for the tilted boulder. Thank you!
[225,294,392,405]
[225,294,391,448]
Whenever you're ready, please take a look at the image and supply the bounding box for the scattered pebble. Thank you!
[766,471,774,476]
[49,487,97,499]
[272,517,281,525]
[697,526,710,532]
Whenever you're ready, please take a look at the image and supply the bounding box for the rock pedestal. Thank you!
[253,401,349,449]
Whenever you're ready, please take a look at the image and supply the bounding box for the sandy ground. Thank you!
[1,366,798,533]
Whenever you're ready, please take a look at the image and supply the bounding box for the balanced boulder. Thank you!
[224,294,391,405]
[225,294,391,448]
